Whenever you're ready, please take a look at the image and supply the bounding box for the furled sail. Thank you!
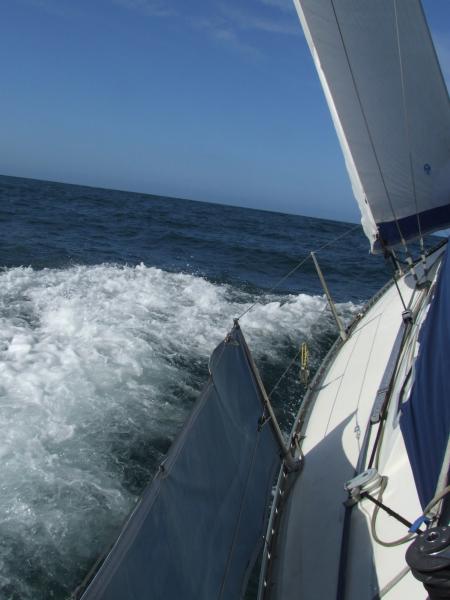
[293,0,450,251]
[77,324,283,600]
[401,241,450,509]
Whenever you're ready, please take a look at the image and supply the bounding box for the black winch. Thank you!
[406,526,450,599]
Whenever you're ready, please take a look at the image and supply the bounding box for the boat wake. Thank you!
[0,263,357,599]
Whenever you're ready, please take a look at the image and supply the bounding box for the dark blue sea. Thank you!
[0,174,396,599]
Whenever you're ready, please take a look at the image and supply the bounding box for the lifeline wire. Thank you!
[236,223,361,321]
[267,301,329,400]
[235,223,360,408]
[268,351,302,400]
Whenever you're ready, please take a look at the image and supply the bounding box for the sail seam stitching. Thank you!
[393,0,424,250]
[328,0,406,248]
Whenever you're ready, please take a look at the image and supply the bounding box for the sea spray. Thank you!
[0,263,357,599]
[0,175,388,599]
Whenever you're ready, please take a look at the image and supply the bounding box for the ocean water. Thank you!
[0,174,393,599]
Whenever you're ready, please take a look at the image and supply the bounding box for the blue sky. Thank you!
[1,0,449,221]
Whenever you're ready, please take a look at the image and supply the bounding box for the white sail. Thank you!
[293,0,450,251]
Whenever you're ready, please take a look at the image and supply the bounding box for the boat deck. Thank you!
[266,273,430,599]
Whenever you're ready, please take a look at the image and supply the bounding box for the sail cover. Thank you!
[293,0,450,251]
[78,324,282,600]
[401,242,450,509]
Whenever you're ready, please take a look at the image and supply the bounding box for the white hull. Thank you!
[259,242,446,599]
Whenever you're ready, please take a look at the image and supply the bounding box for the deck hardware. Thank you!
[406,525,450,599]
[345,468,383,501]
[369,319,409,426]
[402,308,413,324]
[311,251,347,341]
[409,515,431,533]
[370,386,390,424]
[258,414,271,431]
[300,342,310,385]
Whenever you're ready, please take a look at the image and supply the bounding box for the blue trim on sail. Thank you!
[400,240,450,509]
[377,202,450,248]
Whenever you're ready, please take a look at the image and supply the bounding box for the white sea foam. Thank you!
[0,263,356,598]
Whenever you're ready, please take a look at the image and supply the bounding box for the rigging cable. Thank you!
[329,0,415,261]
[366,478,416,548]
[266,305,328,401]
[393,0,425,254]
[365,483,450,550]
[268,351,302,400]
[233,225,360,421]
[370,565,411,600]
[236,223,360,321]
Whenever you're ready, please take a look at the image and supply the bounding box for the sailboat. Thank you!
[73,1,450,599]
